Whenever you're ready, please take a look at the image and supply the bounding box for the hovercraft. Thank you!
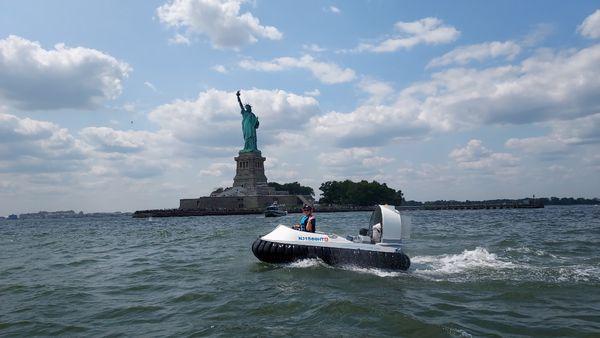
[252,205,410,270]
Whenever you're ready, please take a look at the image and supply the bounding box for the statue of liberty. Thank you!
[236,90,260,153]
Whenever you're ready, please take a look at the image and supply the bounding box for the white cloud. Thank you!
[449,139,518,170]
[239,55,356,84]
[122,103,136,112]
[271,131,304,147]
[148,88,320,147]
[6,88,319,188]
[417,45,600,129]
[268,168,300,181]
[302,43,327,52]
[585,154,600,171]
[550,113,600,145]
[318,147,375,167]
[157,0,282,49]
[0,35,130,110]
[0,179,17,194]
[356,17,459,53]
[212,64,228,73]
[522,23,554,46]
[0,113,86,173]
[427,40,521,68]
[578,9,600,39]
[80,127,155,153]
[312,105,430,148]
[310,80,430,147]
[358,78,394,104]
[199,162,232,176]
[304,89,320,97]
[505,136,568,157]
[327,6,340,14]
[317,147,393,177]
[313,43,600,148]
[506,113,600,157]
[78,126,181,179]
[397,163,454,184]
[117,159,170,179]
[449,139,491,163]
[144,81,157,92]
[362,156,393,167]
[0,113,177,192]
[169,33,191,45]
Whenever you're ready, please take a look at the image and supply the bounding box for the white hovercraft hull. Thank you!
[251,225,410,270]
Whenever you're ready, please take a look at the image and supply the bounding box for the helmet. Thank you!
[302,204,313,211]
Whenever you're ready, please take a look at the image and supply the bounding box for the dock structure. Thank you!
[133,200,544,218]
[133,205,376,218]
[421,203,543,210]
[133,208,263,218]
[398,199,544,211]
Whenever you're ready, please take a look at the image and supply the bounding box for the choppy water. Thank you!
[1,206,599,337]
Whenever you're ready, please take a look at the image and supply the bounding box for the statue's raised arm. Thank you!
[236,90,244,111]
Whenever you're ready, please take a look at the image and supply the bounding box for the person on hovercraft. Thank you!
[293,205,316,232]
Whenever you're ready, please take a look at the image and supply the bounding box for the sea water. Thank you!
[1,206,599,336]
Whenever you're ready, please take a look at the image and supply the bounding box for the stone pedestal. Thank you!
[233,151,269,193]
[179,150,314,212]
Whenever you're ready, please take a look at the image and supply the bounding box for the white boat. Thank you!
[264,202,288,217]
[252,205,410,270]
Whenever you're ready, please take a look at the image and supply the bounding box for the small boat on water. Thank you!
[252,205,410,270]
[264,202,287,217]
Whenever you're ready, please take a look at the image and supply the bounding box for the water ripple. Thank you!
[1,206,599,336]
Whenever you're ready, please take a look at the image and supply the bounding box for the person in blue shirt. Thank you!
[293,204,316,232]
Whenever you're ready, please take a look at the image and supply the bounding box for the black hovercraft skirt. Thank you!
[252,238,410,271]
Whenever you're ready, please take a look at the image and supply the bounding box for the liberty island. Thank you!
[134,91,312,218]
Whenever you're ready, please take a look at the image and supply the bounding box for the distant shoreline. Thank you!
[2,197,598,219]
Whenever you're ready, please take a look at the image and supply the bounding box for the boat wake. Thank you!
[340,266,404,278]
[281,247,600,283]
[284,258,403,277]
[286,258,324,269]
[283,258,406,277]
[411,247,600,283]
[505,246,559,259]
[282,247,513,279]
[412,247,515,276]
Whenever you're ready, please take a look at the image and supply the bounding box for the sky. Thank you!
[1,0,599,215]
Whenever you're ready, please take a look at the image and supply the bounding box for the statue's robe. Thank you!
[241,109,259,152]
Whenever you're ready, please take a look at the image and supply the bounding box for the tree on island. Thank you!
[268,182,314,196]
[319,180,404,206]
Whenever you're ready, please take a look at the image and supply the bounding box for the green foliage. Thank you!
[319,180,404,206]
[268,182,314,196]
